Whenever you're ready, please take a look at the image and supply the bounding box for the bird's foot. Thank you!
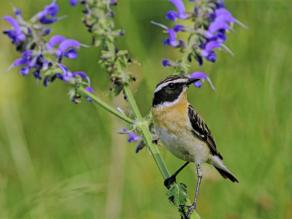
[152,138,159,144]
[164,175,176,189]
[187,202,197,217]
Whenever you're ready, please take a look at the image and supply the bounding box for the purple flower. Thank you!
[164,28,180,47]
[42,28,51,36]
[166,10,178,21]
[69,0,78,6]
[57,39,81,59]
[173,24,185,32]
[168,0,188,20]
[47,35,65,50]
[120,128,141,143]
[3,1,91,93]
[84,86,94,102]
[201,40,221,61]
[128,132,140,143]
[37,1,59,24]
[162,58,171,67]
[72,71,89,81]
[58,64,73,82]
[189,72,215,90]
[20,67,30,75]
[3,16,26,45]
[85,87,94,93]
[12,50,33,67]
[14,8,22,16]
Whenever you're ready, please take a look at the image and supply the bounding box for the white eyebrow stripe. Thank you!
[154,78,188,93]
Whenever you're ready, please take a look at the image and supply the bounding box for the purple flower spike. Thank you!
[69,0,78,6]
[169,0,188,19]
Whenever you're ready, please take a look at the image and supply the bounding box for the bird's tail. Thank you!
[210,156,239,183]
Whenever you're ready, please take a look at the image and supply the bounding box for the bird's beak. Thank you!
[186,78,200,86]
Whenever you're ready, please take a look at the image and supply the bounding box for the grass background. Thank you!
[0,0,291,218]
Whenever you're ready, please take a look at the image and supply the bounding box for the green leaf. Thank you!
[167,183,188,207]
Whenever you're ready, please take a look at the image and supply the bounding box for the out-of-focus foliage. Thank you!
[0,0,291,219]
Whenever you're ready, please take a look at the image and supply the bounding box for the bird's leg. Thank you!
[164,161,190,189]
[187,164,202,216]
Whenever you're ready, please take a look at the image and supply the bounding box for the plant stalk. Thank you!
[78,87,133,124]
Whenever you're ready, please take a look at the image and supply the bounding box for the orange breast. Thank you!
[152,93,189,134]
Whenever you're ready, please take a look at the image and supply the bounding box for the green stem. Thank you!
[78,87,133,124]
[123,84,170,179]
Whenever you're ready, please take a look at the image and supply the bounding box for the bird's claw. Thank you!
[186,202,197,217]
[164,175,176,189]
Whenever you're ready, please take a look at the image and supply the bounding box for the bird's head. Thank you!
[152,75,200,107]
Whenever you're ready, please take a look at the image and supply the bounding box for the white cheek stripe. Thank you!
[154,78,188,93]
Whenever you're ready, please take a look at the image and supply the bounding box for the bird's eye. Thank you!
[168,83,175,88]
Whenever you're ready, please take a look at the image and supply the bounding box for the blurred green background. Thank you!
[0,0,291,218]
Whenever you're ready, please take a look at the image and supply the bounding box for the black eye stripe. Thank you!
[168,83,175,88]
[152,82,185,106]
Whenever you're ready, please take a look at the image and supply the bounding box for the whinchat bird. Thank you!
[151,75,238,213]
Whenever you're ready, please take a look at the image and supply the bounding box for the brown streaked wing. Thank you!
[188,105,223,159]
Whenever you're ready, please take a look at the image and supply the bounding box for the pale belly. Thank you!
[157,127,210,164]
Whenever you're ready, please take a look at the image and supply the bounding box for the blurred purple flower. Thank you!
[85,87,94,93]
[37,1,59,24]
[168,0,188,20]
[120,128,141,143]
[162,58,171,67]
[57,39,81,59]
[69,0,78,6]
[46,35,65,50]
[164,28,180,47]
[3,16,26,45]
[166,10,178,21]
[189,72,215,90]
